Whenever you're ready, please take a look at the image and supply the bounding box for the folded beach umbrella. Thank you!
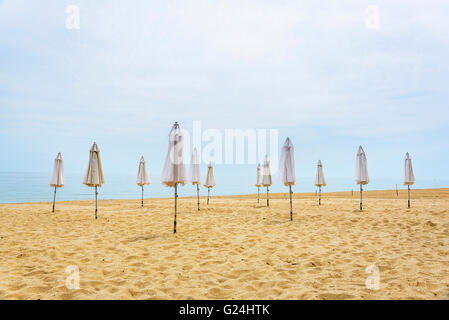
[314,160,326,206]
[162,122,187,233]
[189,147,202,211]
[278,137,296,221]
[49,152,65,213]
[255,164,262,203]
[262,155,273,207]
[355,146,369,211]
[83,142,104,219]
[204,162,216,205]
[136,156,151,207]
[404,152,415,208]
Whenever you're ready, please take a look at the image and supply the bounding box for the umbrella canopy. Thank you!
[262,155,272,187]
[278,137,296,186]
[204,162,216,188]
[162,122,187,187]
[355,146,369,185]
[50,152,65,188]
[404,152,415,185]
[255,164,263,187]
[189,147,202,211]
[279,137,295,220]
[162,122,187,233]
[83,142,104,187]
[315,160,326,187]
[189,147,201,185]
[136,156,151,186]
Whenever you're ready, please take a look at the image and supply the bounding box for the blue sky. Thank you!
[1,0,449,183]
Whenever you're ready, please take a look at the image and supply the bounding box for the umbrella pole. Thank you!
[267,187,270,207]
[141,186,144,207]
[95,186,98,219]
[197,184,200,211]
[207,187,210,205]
[319,186,321,206]
[360,184,363,211]
[408,185,411,208]
[289,185,293,221]
[174,183,178,233]
[52,186,57,213]
[257,187,260,203]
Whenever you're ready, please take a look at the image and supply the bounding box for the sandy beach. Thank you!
[0,188,448,300]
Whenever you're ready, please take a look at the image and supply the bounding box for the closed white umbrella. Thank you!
[404,152,415,208]
[83,142,104,219]
[255,164,262,203]
[278,137,296,221]
[161,122,187,233]
[49,152,65,213]
[262,155,273,207]
[314,160,326,205]
[355,146,369,211]
[136,156,151,207]
[204,162,216,205]
[189,147,201,211]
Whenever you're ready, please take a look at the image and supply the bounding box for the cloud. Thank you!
[0,0,449,163]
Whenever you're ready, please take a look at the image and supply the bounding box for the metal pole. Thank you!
[267,186,270,207]
[408,185,410,208]
[289,185,293,221]
[174,183,177,233]
[319,186,321,206]
[207,187,210,205]
[52,186,57,213]
[257,187,260,203]
[396,184,398,197]
[197,184,200,211]
[141,186,144,207]
[360,184,363,211]
[95,186,98,219]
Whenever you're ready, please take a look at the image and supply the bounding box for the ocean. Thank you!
[0,171,447,204]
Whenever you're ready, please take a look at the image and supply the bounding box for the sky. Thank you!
[1,0,449,185]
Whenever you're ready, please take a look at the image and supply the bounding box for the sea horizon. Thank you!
[1,171,447,204]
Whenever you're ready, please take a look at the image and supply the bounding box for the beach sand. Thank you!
[0,188,448,300]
